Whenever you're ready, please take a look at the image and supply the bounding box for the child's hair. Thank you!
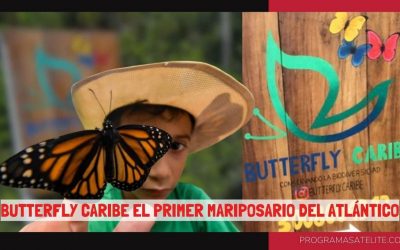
[106,101,196,130]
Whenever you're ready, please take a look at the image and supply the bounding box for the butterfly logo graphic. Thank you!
[367,30,400,62]
[329,12,367,42]
[338,39,371,67]
[245,32,393,143]
[0,91,172,199]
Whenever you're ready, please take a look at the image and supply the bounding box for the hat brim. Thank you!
[71,61,254,153]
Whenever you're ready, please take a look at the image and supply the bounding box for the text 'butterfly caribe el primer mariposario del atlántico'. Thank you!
[0,89,172,199]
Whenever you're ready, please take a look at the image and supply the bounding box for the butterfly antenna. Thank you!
[89,88,106,116]
[109,91,113,114]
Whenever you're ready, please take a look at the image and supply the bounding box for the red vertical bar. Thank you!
[270,232,400,250]
[269,0,400,11]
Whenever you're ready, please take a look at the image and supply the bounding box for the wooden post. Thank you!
[242,12,400,232]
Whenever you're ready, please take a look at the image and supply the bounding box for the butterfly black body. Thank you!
[102,120,122,179]
[0,119,172,199]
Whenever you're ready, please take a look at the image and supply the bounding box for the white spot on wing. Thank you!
[23,158,32,165]
[22,169,33,178]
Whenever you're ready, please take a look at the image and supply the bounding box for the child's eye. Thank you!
[171,141,185,151]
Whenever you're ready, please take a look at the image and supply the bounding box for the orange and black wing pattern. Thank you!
[0,130,107,199]
[108,125,172,191]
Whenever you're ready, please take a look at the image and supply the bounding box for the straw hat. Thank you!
[71,61,254,153]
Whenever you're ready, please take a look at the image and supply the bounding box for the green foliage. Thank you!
[0,13,243,231]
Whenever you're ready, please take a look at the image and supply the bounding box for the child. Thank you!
[20,61,254,232]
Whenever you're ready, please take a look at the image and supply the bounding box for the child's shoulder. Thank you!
[170,182,211,200]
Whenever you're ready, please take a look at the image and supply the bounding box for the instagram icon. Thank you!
[294,186,309,199]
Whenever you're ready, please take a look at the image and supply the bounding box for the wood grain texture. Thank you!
[366,13,400,232]
[242,12,291,232]
[243,12,399,232]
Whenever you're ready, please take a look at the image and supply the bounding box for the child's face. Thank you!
[119,110,193,199]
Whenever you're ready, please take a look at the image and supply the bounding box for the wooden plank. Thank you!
[278,12,370,232]
[366,12,400,232]
[242,12,292,232]
[241,12,400,232]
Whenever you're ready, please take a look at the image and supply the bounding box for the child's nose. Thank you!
[147,158,171,182]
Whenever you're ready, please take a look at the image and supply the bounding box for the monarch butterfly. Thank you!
[0,119,172,199]
[329,12,367,42]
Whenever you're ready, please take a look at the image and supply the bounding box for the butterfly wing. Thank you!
[367,30,383,60]
[382,32,400,62]
[344,16,367,42]
[65,138,107,199]
[338,39,354,59]
[107,125,172,191]
[0,130,108,199]
[329,12,348,34]
[352,43,372,67]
